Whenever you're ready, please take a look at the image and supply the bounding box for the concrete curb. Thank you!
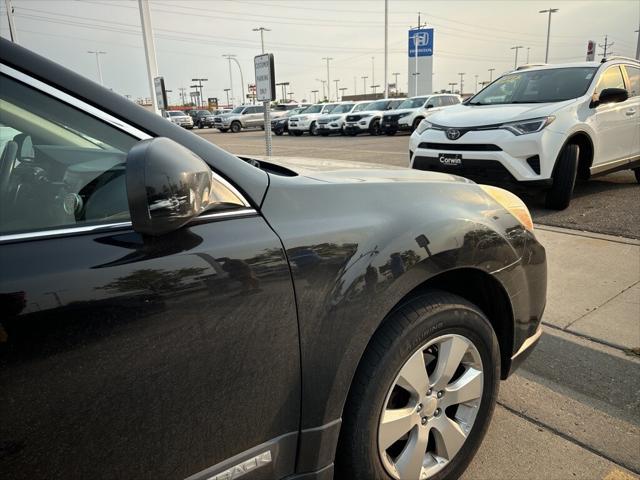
[535,224,640,246]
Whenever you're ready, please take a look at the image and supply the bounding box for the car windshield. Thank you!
[323,104,338,112]
[398,97,427,109]
[230,106,245,114]
[469,67,598,105]
[365,100,390,111]
[304,105,323,114]
[198,110,211,115]
[331,103,355,114]
[353,102,371,112]
[168,111,183,117]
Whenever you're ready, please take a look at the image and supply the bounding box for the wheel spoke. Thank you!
[431,336,469,390]
[394,423,429,479]
[396,349,429,397]
[443,368,483,408]
[432,416,468,460]
[379,407,418,450]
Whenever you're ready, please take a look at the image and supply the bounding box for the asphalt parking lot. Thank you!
[197,127,640,480]
[196,128,640,239]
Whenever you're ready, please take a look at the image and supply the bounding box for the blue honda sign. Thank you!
[408,28,434,57]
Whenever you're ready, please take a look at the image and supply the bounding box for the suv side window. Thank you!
[449,96,461,105]
[595,66,626,93]
[0,74,138,236]
[624,65,639,97]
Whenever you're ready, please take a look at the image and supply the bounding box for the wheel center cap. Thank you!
[423,396,438,417]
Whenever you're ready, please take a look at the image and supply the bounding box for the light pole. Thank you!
[448,82,457,94]
[361,76,368,96]
[178,87,186,105]
[138,0,160,114]
[87,50,106,85]
[539,8,558,63]
[322,57,333,103]
[224,88,231,107]
[526,47,531,63]
[488,68,495,81]
[339,87,348,101]
[383,0,389,98]
[371,56,375,88]
[5,0,18,43]
[511,45,524,69]
[333,79,340,101]
[412,72,420,92]
[288,92,295,101]
[392,72,400,94]
[474,74,479,93]
[311,89,319,103]
[252,26,270,53]
[458,72,465,95]
[371,84,380,96]
[276,82,289,103]
[223,55,245,106]
[316,78,326,101]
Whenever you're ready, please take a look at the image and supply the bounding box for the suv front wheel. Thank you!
[336,291,500,480]
[545,143,579,210]
[230,121,242,133]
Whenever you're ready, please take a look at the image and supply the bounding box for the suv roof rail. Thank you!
[515,63,548,71]
[601,55,640,64]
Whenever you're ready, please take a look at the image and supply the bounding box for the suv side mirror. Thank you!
[126,137,224,236]
[425,104,434,109]
[592,88,628,107]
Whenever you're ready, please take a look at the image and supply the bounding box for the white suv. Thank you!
[316,101,371,136]
[289,103,338,136]
[409,58,640,209]
[343,98,405,136]
[381,94,460,135]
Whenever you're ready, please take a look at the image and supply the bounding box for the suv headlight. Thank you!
[296,116,307,121]
[360,113,373,118]
[415,119,433,135]
[480,185,533,231]
[325,116,339,122]
[398,111,411,118]
[500,116,555,135]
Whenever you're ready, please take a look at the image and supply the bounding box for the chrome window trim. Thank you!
[0,63,254,235]
[0,208,257,243]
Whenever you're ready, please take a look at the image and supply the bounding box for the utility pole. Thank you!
[636,28,640,60]
[323,57,333,103]
[311,89,319,103]
[339,87,348,101]
[224,56,234,106]
[392,72,400,95]
[526,47,531,63]
[371,56,375,89]
[87,50,106,85]
[361,76,368,95]
[252,26,270,53]
[511,45,524,68]
[333,79,340,101]
[539,8,558,63]
[138,0,160,114]
[488,68,495,81]
[5,0,18,43]
[598,35,614,58]
[316,78,326,101]
[458,72,465,95]
[178,87,186,105]
[276,82,289,103]
[223,55,244,105]
[224,88,231,107]
[383,0,389,99]
[192,78,208,108]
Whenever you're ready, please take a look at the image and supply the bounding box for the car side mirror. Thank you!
[591,88,628,107]
[126,137,223,236]
[426,104,434,109]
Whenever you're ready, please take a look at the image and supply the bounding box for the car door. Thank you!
[622,64,640,159]
[591,65,632,166]
[0,70,300,479]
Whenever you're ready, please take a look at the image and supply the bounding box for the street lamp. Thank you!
[191,78,208,108]
[222,55,245,106]
[322,57,333,102]
[392,72,400,95]
[539,8,559,63]
[311,89,319,103]
[252,26,271,53]
[488,68,495,81]
[361,76,368,95]
[474,74,479,93]
[510,46,524,69]
[224,88,231,107]
[333,79,340,101]
[87,50,106,85]
[458,72,465,95]
[371,84,380,96]
[448,82,457,94]
[316,78,326,101]
[276,82,289,103]
[339,87,348,101]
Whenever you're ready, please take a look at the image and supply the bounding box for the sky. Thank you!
[1,0,638,106]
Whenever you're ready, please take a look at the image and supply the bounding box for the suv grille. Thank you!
[413,156,516,185]
[346,115,362,122]
[418,142,502,151]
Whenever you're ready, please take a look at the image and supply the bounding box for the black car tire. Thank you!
[336,291,500,480]
[310,122,318,136]
[633,168,640,184]
[545,143,579,210]
[274,130,284,136]
[218,128,228,133]
[198,123,203,129]
[369,119,381,136]
[186,126,193,130]
[291,130,303,136]
[412,117,424,132]
[230,122,241,133]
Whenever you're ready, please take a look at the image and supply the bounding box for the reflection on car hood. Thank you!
[383,108,416,116]
[426,101,575,127]
[246,155,471,184]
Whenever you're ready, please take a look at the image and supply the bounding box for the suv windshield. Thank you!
[398,97,428,109]
[230,106,245,114]
[168,111,183,117]
[366,100,391,111]
[469,67,597,105]
[331,103,355,114]
[304,105,323,114]
[353,102,371,112]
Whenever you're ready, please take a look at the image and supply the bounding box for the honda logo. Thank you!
[446,128,461,140]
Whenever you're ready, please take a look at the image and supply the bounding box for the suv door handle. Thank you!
[626,109,636,116]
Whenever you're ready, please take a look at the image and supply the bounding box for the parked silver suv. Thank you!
[214,105,282,133]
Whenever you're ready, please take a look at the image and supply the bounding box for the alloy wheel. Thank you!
[378,333,484,479]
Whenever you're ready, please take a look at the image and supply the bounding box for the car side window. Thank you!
[0,74,138,236]
[449,96,461,105]
[624,65,639,97]
[595,66,625,93]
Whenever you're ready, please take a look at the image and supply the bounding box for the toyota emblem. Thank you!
[446,128,461,140]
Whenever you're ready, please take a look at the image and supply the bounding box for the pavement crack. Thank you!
[540,322,634,353]
[496,402,640,475]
